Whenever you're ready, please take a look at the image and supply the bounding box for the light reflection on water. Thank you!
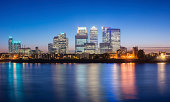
[120,63,137,99]
[0,63,170,102]
[157,63,166,94]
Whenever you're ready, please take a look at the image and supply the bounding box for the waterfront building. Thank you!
[32,47,42,54]
[102,27,111,43]
[84,43,96,54]
[53,33,68,54]
[8,36,22,53]
[90,26,98,53]
[99,43,112,54]
[75,27,88,54]
[19,48,31,56]
[8,36,13,53]
[101,27,120,52]
[13,41,21,53]
[48,43,53,53]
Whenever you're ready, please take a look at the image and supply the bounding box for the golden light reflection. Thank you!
[120,63,137,99]
[157,63,166,93]
[22,63,25,69]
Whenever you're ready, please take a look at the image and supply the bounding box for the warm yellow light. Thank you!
[13,55,17,59]
[161,53,166,59]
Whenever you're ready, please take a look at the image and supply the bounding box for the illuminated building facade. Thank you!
[13,41,21,53]
[132,46,138,59]
[101,27,120,53]
[84,43,96,54]
[8,36,13,53]
[99,43,112,54]
[19,48,31,56]
[48,43,53,53]
[102,27,111,43]
[90,26,98,53]
[75,27,88,54]
[53,33,68,54]
[8,36,21,53]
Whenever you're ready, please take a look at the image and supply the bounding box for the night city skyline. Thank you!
[0,0,170,53]
[1,1,170,102]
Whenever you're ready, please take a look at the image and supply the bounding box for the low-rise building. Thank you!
[99,43,112,54]
[84,43,96,54]
[19,48,31,56]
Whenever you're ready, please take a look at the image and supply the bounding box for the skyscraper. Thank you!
[8,36,13,53]
[102,27,111,43]
[13,41,21,53]
[48,43,53,53]
[53,32,68,54]
[75,27,88,54]
[8,36,21,53]
[110,28,120,52]
[100,27,120,53]
[90,26,98,53]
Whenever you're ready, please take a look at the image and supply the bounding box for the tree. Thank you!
[137,50,145,59]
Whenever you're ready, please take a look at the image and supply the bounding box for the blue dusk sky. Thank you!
[0,0,170,52]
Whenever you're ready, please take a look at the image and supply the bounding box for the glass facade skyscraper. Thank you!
[110,29,120,52]
[8,36,21,53]
[90,26,98,53]
[101,27,120,53]
[75,27,88,54]
[13,41,21,53]
[102,27,111,43]
[8,36,13,53]
[53,33,68,54]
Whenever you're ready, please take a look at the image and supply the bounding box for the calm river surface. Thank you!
[0,63,170,102]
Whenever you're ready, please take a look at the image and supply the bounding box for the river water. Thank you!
[0,63,170,102]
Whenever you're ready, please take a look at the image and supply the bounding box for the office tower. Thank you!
[110,29,120,52]
[13,41,21,53]
[8,36,13,53]
[8,36,22,53]
[75,27,88,54]
[48,43,53,53]
[35,47,39,54]
[84,43,96,54]
[53,33,68,54]
[90,26,98,53]
[101,27,120,53]
[102,27,111,43]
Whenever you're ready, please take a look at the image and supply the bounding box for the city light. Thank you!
[161,53,166,60]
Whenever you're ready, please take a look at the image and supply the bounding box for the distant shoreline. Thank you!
[0,59,169,63]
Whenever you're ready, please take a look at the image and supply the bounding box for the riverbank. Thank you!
[1,59,168,63]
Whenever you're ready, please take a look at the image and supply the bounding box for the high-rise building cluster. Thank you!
[8,26,120,54]
[75,26,120,54]
[47,26,120,54]
[8,36,42,57]
[48,33,68,54]
[8,36,21,53]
